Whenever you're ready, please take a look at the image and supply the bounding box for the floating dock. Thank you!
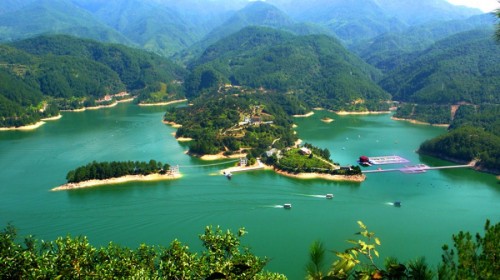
[368,155,410,165]
[363,164,472,174]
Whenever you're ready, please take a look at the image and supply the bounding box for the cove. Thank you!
[0,102,498,279]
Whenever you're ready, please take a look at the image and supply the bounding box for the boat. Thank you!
[283,203,292,209]
[358,155,372,166]
[223,171,232,180]
[394,201,401,207]
[326,194,334,199]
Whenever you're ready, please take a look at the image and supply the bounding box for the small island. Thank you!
[52,160,180,191]
[163,92,364,182]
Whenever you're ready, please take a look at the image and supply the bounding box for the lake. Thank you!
[0,102,498,278]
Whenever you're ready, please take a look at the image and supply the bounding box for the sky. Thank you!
[446,0,499,12]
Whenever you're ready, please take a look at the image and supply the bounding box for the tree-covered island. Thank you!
[164,91,363,181]
[53,160,180,191]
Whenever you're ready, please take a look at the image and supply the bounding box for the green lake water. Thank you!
[0,103,498,279]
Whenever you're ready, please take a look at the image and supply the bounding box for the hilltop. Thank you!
[186,26,390,112]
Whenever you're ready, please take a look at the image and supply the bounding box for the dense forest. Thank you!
[66,160,172,183]
[0,35,186,127]
[11,35,187,102]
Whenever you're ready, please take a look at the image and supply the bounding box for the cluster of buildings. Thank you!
[96,92,130,103]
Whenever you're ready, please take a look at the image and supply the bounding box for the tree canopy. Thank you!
[0,224,286,279]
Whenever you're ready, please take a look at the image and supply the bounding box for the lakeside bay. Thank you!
[0,102,498,279]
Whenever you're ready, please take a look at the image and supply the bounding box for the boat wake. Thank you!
[295,194,334,199]
[309,194,329,198]
[386,202,402,207]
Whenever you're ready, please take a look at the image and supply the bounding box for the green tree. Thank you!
[306,240,327,280]
[439,219,500,279]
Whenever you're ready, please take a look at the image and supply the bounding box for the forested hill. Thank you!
[11,35,186,90]
[0,35,186,128]
[186,26,390,111]
[379,28,500,105]
[353,14,496,72]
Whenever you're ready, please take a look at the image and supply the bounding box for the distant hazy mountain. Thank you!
[0,0,36,15]
[1,0,487,59]
[267,0,483,46]
[75,0,204,57]
[177,1,333,63]
[207,1,332,40]
[186,26,389,110]
[0,0,239,57]
[280,0,406,45]
[0,0,132,45]
[373,0,481,25]
[379,28,500,104]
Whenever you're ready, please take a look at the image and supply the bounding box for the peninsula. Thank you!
[267,144,364,182]
[220,155,364,182]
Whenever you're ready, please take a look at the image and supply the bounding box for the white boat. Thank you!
[326,194,334,199]
[223,171,232,180]
[283,203,292,209]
